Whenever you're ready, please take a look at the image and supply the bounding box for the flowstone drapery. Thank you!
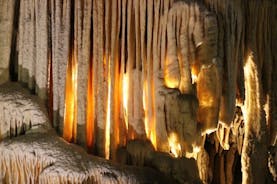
[0,0,276,183]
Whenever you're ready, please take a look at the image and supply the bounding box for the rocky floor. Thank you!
[0,130,174,184]
[0,83,174,184]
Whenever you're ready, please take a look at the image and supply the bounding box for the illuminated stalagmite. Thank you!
[0,0,276,183]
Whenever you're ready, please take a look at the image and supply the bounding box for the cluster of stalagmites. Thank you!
[0,0,276,184]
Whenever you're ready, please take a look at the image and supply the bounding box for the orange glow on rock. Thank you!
[143,80,156,149]
[86,60,94,151]
[143,81,149,137]
[185,144,201,159]
[63,53,77,143]
[191,67,198,84]
[122,73,129,130]
[105,58,111,160]
[164,70,180,89]
[164,56,180,89]
[168,132,181,158]
[150,128,157,150]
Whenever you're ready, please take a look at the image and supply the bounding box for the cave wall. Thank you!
[0,0,276,183]
[0,0,15,84]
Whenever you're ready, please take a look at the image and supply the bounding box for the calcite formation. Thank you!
[0,82,50,141]
[0,0,15,85]
[0,0,276,183]
[0,83,174,184]
[0,131,173,184]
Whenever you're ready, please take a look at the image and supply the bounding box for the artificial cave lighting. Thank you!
[0,0,276,184]
[122,73,129,131]
[63,52,78,143]
[168,132,182,158]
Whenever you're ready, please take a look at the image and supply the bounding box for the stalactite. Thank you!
[153,0,170,152]
[204,0,245,129]
[103,0,111,159]
[18,0,49,97]
[51,0,71,131]
[119,0,128,145]
[86,57,94,151]
[75,0,92,147]
[94,0,106,158]
[0,0,15,84]
[18,0,36,88]
[132,0,143,140]
[1,0,276,183]
[63,45,77,143]
[145,0,155,145]
[34,0,48,100]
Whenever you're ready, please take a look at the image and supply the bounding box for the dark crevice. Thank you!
[48,0,53,126]
[9,0,21,81]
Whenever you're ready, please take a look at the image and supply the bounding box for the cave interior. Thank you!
[0,0,276,183]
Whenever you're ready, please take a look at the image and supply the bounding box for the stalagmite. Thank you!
[225,146,237,184]
[197,148,212,184]
[231,106,245,155]
[241,53,267,184]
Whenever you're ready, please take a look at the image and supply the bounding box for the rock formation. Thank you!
[0,0,276,183]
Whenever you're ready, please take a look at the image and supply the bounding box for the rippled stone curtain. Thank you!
[1,0,276,182]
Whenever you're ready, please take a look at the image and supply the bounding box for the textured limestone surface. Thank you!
[0,0,276,184]
[0,82,173,184]
[0,82,50,141]
[0,130,173,184]
[0,0,15,84]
